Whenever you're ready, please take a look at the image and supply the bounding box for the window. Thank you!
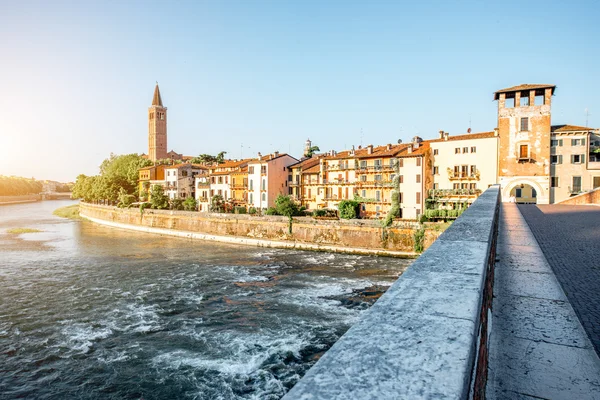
[360,175,367,182]
[551,139,563,147]
[461,165,468,178]
[462,147,468,153]
[470,165,477,176]
[249,180,253,190]
[218,177,223,184]
[515,188,522,197]
[520,92,530,106]
[593,176,600,189]
[398,159,404,168]
[519,144,529,159]
[399,175,404,183]
[433,149,439,155]
[453,183,460,189]
[249,166,255,174]
[262,193,266,201]
[433,166,439,175]
[416,158,421,167]
[416,192,421,203]
[399,192,403,203]
[505,95,515,108]
[551,155,563,164]
[572,176,582,192]
[416,209,421,217]
[416,174,421,183]
[532,189,537,198]
[455,148,460,154]
[261,166,267,174]
[571,154,585,164]
[374,174,382,181]
[534,91,545,105]
[433,183,439,189]
[374,159,382,169]
[571,138,586,146]
[375,191,381,201]
[262,179,266,190]
[361,190,366,197]
[360,160,367,169]
[469,183,477,190]
[461,183,468,189]
[471,146,476,153]
[520,118,529,131]
[551,177,559,187]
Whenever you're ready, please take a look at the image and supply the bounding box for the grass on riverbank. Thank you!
[53,204,82,220]
[7,227,42,234]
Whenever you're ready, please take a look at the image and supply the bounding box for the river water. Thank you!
[0,200,411,399]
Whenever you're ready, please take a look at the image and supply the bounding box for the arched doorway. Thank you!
[509,183,537,204]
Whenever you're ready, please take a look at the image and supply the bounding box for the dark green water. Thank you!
[0,200,411,399]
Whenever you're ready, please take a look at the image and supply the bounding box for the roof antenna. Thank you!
[585,108,590,127]
[360,128,363,147]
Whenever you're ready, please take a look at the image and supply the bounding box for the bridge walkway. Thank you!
[487,203,600,399]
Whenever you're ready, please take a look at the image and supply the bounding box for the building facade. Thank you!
[247,152,299,210]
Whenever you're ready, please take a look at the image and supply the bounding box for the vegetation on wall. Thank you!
[338,200,360,219]
[0,176,43,196]
[72,153,152,204]
[149,185,169,209]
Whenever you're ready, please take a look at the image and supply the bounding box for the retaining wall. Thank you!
[79,203,444,254]
[283,185,501,399]
[0,194,41,205]
[556,187,600,205]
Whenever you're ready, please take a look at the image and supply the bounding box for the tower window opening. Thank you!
[534,90,545,105]
[504,93,515,108]
[520,92,530,106]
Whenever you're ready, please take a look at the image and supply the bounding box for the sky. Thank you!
[0,0,598,182]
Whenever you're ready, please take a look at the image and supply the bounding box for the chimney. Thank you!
[367,145,373,154]
[494,128,499,137]
[386,144,392,150]
[274,151,279,157]
[350,145,355,156]
[258,152,262,158]
[269,154,273,160]
[444,132,449,141]
[439,130,444,139]
[358,145,362,150]
[408,146,413,154]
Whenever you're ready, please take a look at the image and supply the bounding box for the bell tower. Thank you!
[148,83,167,162]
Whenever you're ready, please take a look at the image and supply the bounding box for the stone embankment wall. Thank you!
[0,194,41,205]
[556,187,600,205]
[284,185,501,399]
[79,203,444,254]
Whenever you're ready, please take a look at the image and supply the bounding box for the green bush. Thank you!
[438,209,447,218]
[265,207,279,215]
[312,209,327,217]
[183,197,197,211]
[150,185,169,209]
[338,200,359,219]
[139,202,151,213]
[248,207,257,215]
[234,206,247,214]
[414,226,425,252]
[170,198,184,210]
[447,209,458,218]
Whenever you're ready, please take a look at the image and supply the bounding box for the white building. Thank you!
[247,152,299,210]
[164,164,207,199]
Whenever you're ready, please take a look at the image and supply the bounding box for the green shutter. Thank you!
[558,155,563,164]
[582,154,586,164]
[582,139,586,146]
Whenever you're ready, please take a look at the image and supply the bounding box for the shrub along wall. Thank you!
[79,203,444,253]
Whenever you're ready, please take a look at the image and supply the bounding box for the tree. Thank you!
[190,152,227,165]
[338,200,360,219]
[183,197,197,211]
[305,145,320,158]
[275,194,299,234]
[170,197,184,210]
[117,187,136,208]
[210,194,225,212]
[150,185,169,209]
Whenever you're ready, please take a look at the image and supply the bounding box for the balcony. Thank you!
[231,184,247,190]
[447,168,480,181]
[357,165,395,172]
[356,180,394,187]
[428,189,481,198]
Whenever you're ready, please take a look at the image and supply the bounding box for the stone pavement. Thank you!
[487,203,600,400]
[518,203,600,355]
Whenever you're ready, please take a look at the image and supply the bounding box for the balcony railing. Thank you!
[356,180,394,187]
[428,188,482,197]
[447,168,481,181]
[357,165,394,172]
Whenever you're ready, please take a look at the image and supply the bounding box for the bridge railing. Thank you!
[284,185,501,400]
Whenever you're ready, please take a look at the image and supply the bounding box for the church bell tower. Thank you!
[148,83,167,162]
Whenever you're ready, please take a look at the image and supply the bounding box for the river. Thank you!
[0,200,411,399]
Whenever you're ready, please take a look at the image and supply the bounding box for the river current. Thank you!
[0,200,411,399]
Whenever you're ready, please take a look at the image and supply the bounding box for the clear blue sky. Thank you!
[1,0,598,182]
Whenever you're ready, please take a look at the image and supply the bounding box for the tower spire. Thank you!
[152,82,163,106]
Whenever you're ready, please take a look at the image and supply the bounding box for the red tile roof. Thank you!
[494,84,555,100]
[426,131,496,143]
[551,124,594,133]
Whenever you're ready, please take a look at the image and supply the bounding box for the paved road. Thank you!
[518,204,600,355]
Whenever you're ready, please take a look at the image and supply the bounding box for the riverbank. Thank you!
[79,202,448,257]
[0,194,41,206]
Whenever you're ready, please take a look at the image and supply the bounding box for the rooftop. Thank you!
[551,124,595,133]
[427,131,496,143]
[494,84,556,100]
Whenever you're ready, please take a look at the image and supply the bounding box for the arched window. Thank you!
[532,188,537,198]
